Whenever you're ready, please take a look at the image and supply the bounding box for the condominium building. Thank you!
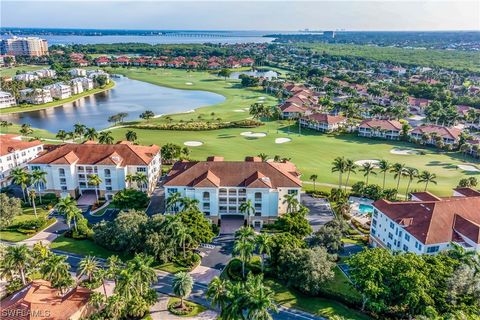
[163,156,302,227]
[1,36,48,57]
[34,69,56,78]
[370,188,480,254]
[70,78,84,95]
[14,73,39,82]
[0,91,16,109]
[69,68,87,77]
[44,83,72,99]
[0,135,44,188]
[299,113,347,132]
[19,88,53,104]
[358,119,403,140]
[28,141,161,199]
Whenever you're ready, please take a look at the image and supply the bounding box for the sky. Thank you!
[1,1,479,31]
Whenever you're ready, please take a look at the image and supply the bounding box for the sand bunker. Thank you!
[275,138,292,144]
[457,164,480,172]
[185,82,193,85]
[184,141,203,147]
[258,97,266,100]
[240,131,267,138]
[234,109,246,112]
[390,148,420,155]
[354,160,380,167]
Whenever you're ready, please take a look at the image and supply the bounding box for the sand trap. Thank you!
[185,82,193,85]
[184,141,203,147]
[258,97,266,100]
[390,148,420,155]
[240,131,267,138]
[457,164,480,172]
[275,138,292,144]
[234,109,246,112]
[354,160,380,167]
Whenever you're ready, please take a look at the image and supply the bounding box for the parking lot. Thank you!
[301,193,335,232]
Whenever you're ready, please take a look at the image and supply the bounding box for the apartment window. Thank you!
[6,156,11,161]
[106,186,112,191]
[137,167,146,172]
[168,188,178,194]
[373,209,378,218]
[204,211,210,216]
[255,192,262,201]
[288,189,298,195]
[389,222,394,229]
[203,203,210,210]
[372,219,377,227]
[405,234,410,241]
[31,165,40,171]
[78,166,84,171]
[60,178,66,185]
[387,243,392,249]
[79,182,86,188]
[388,232,393,240]
[61,186,67,191]
[59,168,65,176]
[21,152,26,156]
[203,192,210,201]
[427,246,439,253]
[78,174,85,180]
[105,179,112,185]
[371,229,376,236]
[403,245,408,251]
[104,169,111,177]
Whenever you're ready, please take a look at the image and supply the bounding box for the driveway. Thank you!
[198,234,234,270]
[77,192,97,206]
[301,194,335,232]
[220,215,244,234]
[19,218,68,247]
[146,186,165,216]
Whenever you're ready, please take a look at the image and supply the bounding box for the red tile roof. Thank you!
[301,113,346,125]
[410,125,462,141]
[29,141,159,166]
[165,157,302,188]
[0,135,43,157]
[359,119,402,131]
[279,102,308,113]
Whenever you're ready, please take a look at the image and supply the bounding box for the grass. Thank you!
[0,81,115,114]
[0,65,45,78]
[0,207,54,242]
[155,262,190,274]
[91,203,116,217]
[50,235,132,260]
[167,297,207,317]
[0,125,56,140]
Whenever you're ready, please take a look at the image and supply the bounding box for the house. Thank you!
[34,69,56,78]
[149,59,165,67]
[408,97,431,114]
[163,156,302,228]
[69,78,84,95]
[80,77,94,90]
[0,279,92,320]
[95,56,111,66]
[240,58,255,66]
[113,56,130,66]
[28,141,161,199]
[358,119,403,140]
[69,68,87,77]
[409,125,461,146]
[0,91,16,108]
[14,73,39,82]
[279,101,309,119]
[19,88,53,104]
[0,135,44,188]
[87,70,111,85]
[44,83,72,99]
[299,113,347,132]
[370,188,480,254]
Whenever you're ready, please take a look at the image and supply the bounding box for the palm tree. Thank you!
[4,245,30,285]
[175,223,192,258]
[255,233,272,272]
[282,193,299,213]
[30,169,47,204]
[28,189,37,218]
[41,254,73,294]
[245,274,278,320]
[418,170,437,192]
[309,174,318,191]
[179,197,200,212]
[239,199,255,227]
[106,255,121,286]
[172,272,194,310]
[344,159,357,191]
[56,195,81,230]
[404,168,419,200]
[125,130,137,142]
[378,160,391,190]
[166,192,182,213]
[99,131,114,144]
[89,292,106,312]
[88,174,102,203]
[234,239,255,279]
[74,123,87,140]
[84,127,98,141]
[11,167,30,202]
[206,276,228,311]
[360,162,377,186]
[331,157,347,188]
[56,130,68,142]
[391,163,407,195]
[125,173,136,188]
[257,153,269,162]
[77,256,100,282]
[134,172,148,192]
[19,123,33,137]
[128,254,157,295]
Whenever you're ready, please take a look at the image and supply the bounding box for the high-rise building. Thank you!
[1,36,48,57]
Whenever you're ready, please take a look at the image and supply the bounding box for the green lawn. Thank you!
[50,235,131,260]
[0,65,45,78]
[0,207,54,242]
[167,297,207,317]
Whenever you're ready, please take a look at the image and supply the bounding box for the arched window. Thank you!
[203,192,210,200]
[58,168,65,176]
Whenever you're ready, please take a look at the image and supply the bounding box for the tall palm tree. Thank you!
[257,153,269,162]
[77,256,100,282]
[166,192,182,213]
[404,168,419,200]
[125,173,136,188]
[233,235,255,279]
[282,193,299,213]
[41,254,73,294]
[206,276,228,311]
[4,245,30,285]
[88,174,102,203]
[28,189,37,218]
[245,274,278,320]
[179,197,200,212]
[240,199,255,227]
[344,159,357,191]
[134,172,148,192]
[255,233,272,272]
[30,169,47,204]
[56,195,81,230]
[74,123,87,140]
[391,163,407,195]
[84,127,98,141]
[174,223,192,258]
[360,162,377,186]
[309,174,318,191]
[331,156,347,188]
[106,255,121,286]
[125,130,137,142]
[378,160,391,190]
[99,131,114,144]
[128,254,157,295]
[418,170,437,192]
[89,292,106,312]
[11,167,30,202]
[172,272,194,310]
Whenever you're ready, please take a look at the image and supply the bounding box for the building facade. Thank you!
[0,91,16,109]
[19,88,53,104]
[1,37,48,56]
[358,119,403,140]
[28,141,161,199]
[44,83,72,99]
[299,113,347,132]
[163,156,302,227]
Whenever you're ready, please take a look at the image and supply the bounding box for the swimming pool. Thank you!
[358,204,374,214]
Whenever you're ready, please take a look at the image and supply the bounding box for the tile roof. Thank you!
[410,125,462,140]
[29,141,159,166]
[373,189,480,245]
[279,102,308,113]
[301,113,346,125]
[0,280,91,320]
[359,119,402,131]
[0,135,43,157]
[165,157,302,188]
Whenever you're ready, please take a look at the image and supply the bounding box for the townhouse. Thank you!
[0,91,16,108]
[34,69,56,78]
[163,156,302,228]
[299,113,347,132]
[357,119,403,140]
[370,188,480,254]
[0,135,44,188]
[44,82,72,99]
[410,125,461,146]
[70,78,84,95]
[14,73,39,82]
[69,68,87,77]
[19,88,53,104]
[28,141,161,199]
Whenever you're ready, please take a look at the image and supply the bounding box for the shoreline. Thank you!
[0,81,116,115]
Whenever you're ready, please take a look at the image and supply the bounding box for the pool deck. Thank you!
[348,196,373,226]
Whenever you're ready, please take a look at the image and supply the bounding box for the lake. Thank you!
[0,77,225,132]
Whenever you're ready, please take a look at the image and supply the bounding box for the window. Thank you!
[168,188,178,194]
[204,211,210,216]
[255,192,262,201]
[137,167,146,172]
[59,168,65,176]
[373,209,378,218]
[31,165,40,171]
[389,222,394,229]
[388,232,393,240]
[403,245,408,251]
[78,166,84,171]
[288,189,298,195]
[371,229,376,236]
[405,234,410,241]
[203,203,210,210]
[387,243,392,249]
[372,219,377,227]
[80,182,86,187]
[105,179,112,185]
[426,246,439,253]
[61,186,67,191]
[60,178,66,185]
[106,186,112,191]
[203,192,210,201]
[104,169,111,176]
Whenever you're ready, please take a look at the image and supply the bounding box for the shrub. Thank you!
[226,258,262,281]
[6,279,24,295]
[168,300,193,316]
[127,119,263,131]
[174,252,201,270]
[112,188,149,210]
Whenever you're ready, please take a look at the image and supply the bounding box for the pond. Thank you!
[229,70,278,80]
[0,76,225,132]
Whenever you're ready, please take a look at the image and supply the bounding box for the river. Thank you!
[0,77,225,132]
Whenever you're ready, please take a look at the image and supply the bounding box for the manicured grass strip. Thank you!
[155,262,190,274]
[0,65,45,78]
[50,235,131,260]
[0,208,54,242]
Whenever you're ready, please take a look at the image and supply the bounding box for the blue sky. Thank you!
[2,1,479,31]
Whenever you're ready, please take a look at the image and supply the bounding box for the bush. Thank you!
[173,252,201,270]
[128,119,263,131]
[6,279,24,295]
[168,300,193,316]
[112,188,149,210]
[14,217,48,232]
[226,258,262,281]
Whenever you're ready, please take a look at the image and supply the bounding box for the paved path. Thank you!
[150,293,218,320]
[19,219,67,246]
[146,185,165,216]
[301,194,335,233]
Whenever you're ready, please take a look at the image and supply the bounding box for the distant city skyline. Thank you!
[1,1,479,31]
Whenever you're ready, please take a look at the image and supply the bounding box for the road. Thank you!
[52,250,325,320]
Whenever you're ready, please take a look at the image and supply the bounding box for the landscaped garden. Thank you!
[0,207,55,242]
